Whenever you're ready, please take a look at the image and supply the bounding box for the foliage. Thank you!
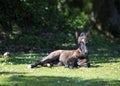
[67,11,89,31]
[0,0,91,52]
[92,0,120,38]
[0,0,120,52]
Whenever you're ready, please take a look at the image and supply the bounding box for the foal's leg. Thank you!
[29,60,42,68]
[77,58,90,67]
[30,56,57,68]
[29,51,61,68]
[69,58,78,69]
[65,57,78,69]
[59,54,68,68]
[53,61,63,66]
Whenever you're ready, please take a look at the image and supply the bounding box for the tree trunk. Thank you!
[91,0,120,38]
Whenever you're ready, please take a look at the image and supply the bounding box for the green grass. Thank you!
[0,52,120,86]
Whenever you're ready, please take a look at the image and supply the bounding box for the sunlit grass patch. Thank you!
[0,52,120,86]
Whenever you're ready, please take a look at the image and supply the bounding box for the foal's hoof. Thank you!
[28,64,36,69]
[46,63,52,67]
[83,63,90,68]
[64,65,69,68]
[87,63,90,67]
[28,65,33,69]
[69,65,74,69]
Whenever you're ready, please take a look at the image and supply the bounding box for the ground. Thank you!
[0,51,120,86]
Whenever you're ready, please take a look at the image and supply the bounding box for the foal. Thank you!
[29,32,90,69]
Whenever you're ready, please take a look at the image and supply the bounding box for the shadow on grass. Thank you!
[0,71,26,75]
[0,53,44,65]
[89,64,102,68]
[89,51,120,64]
[0,75,120,86]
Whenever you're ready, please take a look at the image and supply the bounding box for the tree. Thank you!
[91,0,120,38]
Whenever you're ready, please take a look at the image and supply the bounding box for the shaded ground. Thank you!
[0,75,120,86]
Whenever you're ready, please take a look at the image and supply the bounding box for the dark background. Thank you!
[0,0,120,53]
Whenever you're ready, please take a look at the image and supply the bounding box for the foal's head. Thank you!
[78,32,89,57]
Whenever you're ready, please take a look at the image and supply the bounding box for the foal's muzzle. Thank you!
[82,51,89,57]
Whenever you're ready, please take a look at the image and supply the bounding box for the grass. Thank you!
[0,51,120,86]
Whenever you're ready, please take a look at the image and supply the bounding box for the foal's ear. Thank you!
[86,31,89,37]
